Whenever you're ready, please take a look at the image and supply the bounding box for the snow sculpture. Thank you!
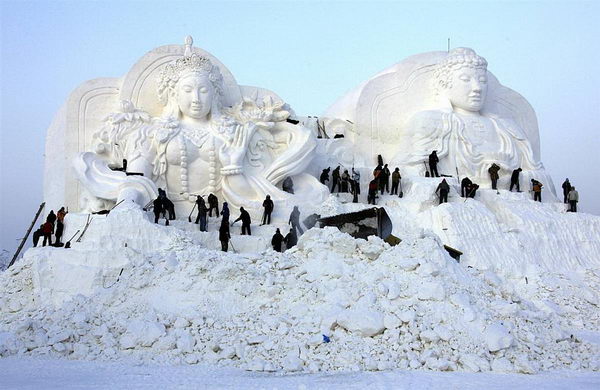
[50,36,327,216]
[325,48,553,189]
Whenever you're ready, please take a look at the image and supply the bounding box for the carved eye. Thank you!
[183,87,193,93]
[479,77,487,83]
[200,87,208,93]
[459,75,470,82]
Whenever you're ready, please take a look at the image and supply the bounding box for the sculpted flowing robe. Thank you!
[76,109,326,216]
[402,110,544,181]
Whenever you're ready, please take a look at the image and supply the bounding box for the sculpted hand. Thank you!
[219,122,257,168]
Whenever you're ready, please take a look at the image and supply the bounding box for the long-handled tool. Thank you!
[399,180,404,198]
[423,161,430,177]
[76,215,92,243]
[142,199,154,212]
[188,203,197,223]
[64,230,81,249]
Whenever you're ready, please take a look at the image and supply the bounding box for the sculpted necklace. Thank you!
[178,125,217,197]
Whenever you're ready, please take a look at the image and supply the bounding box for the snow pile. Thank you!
[0,209,599,373]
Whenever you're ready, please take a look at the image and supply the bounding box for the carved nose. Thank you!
[192,89,201,102]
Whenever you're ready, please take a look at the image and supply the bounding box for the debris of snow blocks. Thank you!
[119,320,165,349]
[484,322,514,352]
[417,281,445,301]
[336,308,385,337]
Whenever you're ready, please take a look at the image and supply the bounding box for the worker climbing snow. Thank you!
[271,228,284,252]
[435,178,450,204]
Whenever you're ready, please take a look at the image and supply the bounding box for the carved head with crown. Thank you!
[433,48,489,114]
[157,36,225,125]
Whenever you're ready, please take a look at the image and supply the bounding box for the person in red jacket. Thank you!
[368,179,378,205]
[41,221,53,246]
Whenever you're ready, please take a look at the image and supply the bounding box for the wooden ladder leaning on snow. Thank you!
[8,202,45,269]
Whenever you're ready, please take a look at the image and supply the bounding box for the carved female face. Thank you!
[445,67,488,113]
[176,73,214,120]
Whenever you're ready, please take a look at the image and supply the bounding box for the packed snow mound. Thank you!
[1,206,599,373]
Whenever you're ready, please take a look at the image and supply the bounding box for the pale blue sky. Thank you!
[1,0,599,252]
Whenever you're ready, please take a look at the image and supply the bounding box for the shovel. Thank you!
[399,180,404,198]
[64,230,81,249]
[188,203,197,223]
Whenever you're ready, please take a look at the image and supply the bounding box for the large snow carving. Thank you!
[52,37,327,215]
[325,48,553,190]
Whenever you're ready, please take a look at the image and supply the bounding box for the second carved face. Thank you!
[445,67,488,113]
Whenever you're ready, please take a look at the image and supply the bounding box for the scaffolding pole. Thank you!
[8,202,46,269]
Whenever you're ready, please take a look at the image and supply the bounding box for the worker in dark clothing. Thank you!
[32,225,43,247]
[282,176,294,194]
[284,228,298,250]
[567,186,579,212]
[531,179,543,202]
[221,202,230,224]
[41,221,53,246]
[341,170,350,192]
[219,221,230,252]
[373,164,383,189]
[331,166,341,193]
[195,196,208,232]
[207,193,219,217]
[289,206,304,235]
[461,177,473,198]
[352,168,361,202]
[153,196,164,224]
[157,188,176,221]
[233,207,252,235]
[261,195,274,225]
[435,179,450,204]
[391,168,401,195]
[55,207,67,245]
[194,195,205,222]
[46,210,57,226]
[368,179,378,204]
[271,228,284,252]
[320,167,330,185]
[380,164,391,194]
[510,168,522,192]
[562,178,572,204]
[163,197,176,221]
[467,183,479,198]
[488,163,500,190]
[428,151,440,177]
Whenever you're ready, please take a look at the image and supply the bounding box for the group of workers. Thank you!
[321,155,406,206]
[320,151,581,212]
[321,166,362,202]
[32,207,67,247]
[35,153,581,251]
[426,151,580,210]
[152,189,304,253]
[562,178,580,212]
